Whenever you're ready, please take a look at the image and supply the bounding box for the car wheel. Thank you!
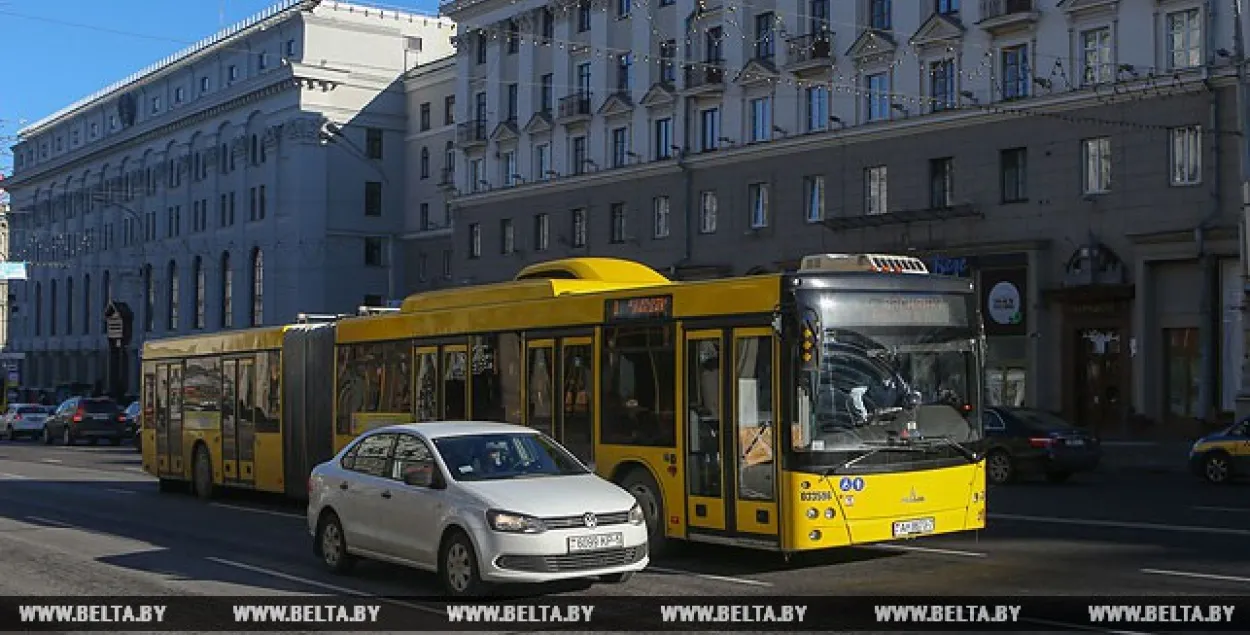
[439,531,486,597]
[42,427,54,445]
[600,571,634,584]
[62,427,73,446]
[315,512,356,574]
[1045,471,1071,484]
[986,450,1014,485]
[620,468,669,556]
[192,444,215,500]
[1202,451,1233,484]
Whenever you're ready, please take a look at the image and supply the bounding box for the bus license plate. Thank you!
[892,517,935,537]
[567,532,623,553]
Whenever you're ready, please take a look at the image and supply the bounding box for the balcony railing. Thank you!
[786,33,833,66]
[685,64,725,90]
[438,168,455,187]
[558,93,593,119]
[980,0,1033,20]
[456,121,487,145]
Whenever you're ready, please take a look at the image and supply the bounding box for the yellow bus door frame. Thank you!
[155,364,171,476]
[525,340,556,438]
[729,327,780,541]
[236,357,257,486]
[221,359,240,483]
[441,344,469,420]
[168,363,186,477]
[683,329,727,531]
[558,336,595,467]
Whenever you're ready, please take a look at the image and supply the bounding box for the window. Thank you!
[468,223,482,258]
[167,260,179,330]
[471,334,522,423]
[413,350,438,421]
[617,53,632,91]
[700,108,720,151]
[142,266,153,332]
[506,83,518,120]
[367,127,384,158]
[749,97,771,142]
[1165,327,1200,419]
[804,176,825,222]
[571,208,587,247]
[82,273,91,335]
[748,183,769,228]
[66,277,74,334]
[617,0,630,17]
[929,157,953,208]
[735,336,774,501]
[200,76,210,94]
[1000,147,1028,203]
[865,73,890,121]
[576,63,592,95]
[1171,125,1202,185]
[611,127,629,167]
[221,252,232,328]
[420,147,430,179]
[344,434,395,477]
[174,86,185,104]
[502,150,517,186]
[228,64,238,82]
[420,203,431,230]
[654,118,673,159]
[250,248,263,326]
[572,135,588,175]
[506,20,520,53]
[930,59,955,111]
[527,346,556,437]
[659,40,677,83]
[1081,27,1113,85]
[653,196,670,238]
[686,338,722,497]
[561,343,594,463]
[445,141,456,178]
[869,0,891,30]
[601,325,677,446]
[469,158,483,192]
[865,165,888,215]
[443,250,453,279]
[1082,137,1112,193]
[365,237,385,267]
[193,257,205,329]
[151,96,161,114]
[258,51,269,70]
[1167,9,1202,69]
[444,348,468,419]
[936,0,958,13]
[391,434,436,481]
[754,12,775,60]
[540,74,553,112]
[534,213,550,250]
[577,0,591,31]
[610,203,627,243]
[50,280,58,336]
[1001,45,1029,100]
[444,95,455,125]
[364,181,383,216]
[806,86,829,132]
[500,219,515,254]
[534,143,550,179]
[541,8,554,39]
[475,33,487,64]
[699,191,718,233]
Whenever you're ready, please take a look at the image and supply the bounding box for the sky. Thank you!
[0,0,439,173]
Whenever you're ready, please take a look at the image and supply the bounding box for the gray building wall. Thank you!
[402,56,458,291]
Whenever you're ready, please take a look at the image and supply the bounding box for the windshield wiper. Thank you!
[912,436,980,463]
[821,442,925,476]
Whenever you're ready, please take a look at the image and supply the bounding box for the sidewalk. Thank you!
[1098,440,1194,474]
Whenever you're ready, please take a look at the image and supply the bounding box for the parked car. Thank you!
[2,404,52,441]
[308,421,649,597]
[983,407,1102,485]
[123,401,141,449]
[43,396,127,446]
[1189,418,1250,484]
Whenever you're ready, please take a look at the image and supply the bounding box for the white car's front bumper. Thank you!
[475,522,650,584]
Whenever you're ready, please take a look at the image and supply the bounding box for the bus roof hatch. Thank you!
[799,253,929,275]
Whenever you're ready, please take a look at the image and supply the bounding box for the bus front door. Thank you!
[155,365,171,476]
[221,359,240,484]
[683,330,727,531]
[728,328,779,543]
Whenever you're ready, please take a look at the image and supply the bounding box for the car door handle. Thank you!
[381,491,392,499]
[338,482,349,491]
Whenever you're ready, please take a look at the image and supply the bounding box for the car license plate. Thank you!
[1067,439,1085,446]
[567,532,624,553]
[892,517,935,537]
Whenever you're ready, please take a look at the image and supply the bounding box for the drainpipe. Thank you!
[1195,0,1223,424]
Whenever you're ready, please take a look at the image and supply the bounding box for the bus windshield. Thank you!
[793,299,982,454]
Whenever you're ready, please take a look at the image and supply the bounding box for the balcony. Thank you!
[785,33,834,75]
[557,93,593,123]
[456,121,487,147]
[684,65,725,95]
[438,168,456,191]
[977,0,1039,35]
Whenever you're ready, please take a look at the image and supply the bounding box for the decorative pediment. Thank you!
[910,13,965,48]
[734,58,780,86]
[489,120,519,142]
[846,29,896,64]
[523,112,553,134]
[639,82,676,109]
[597,91,634,117]
[1059,0,1119,19]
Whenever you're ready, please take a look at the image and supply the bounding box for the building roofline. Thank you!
[404,54,457,81]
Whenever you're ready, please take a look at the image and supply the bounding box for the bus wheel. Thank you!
[620,468,669,557]
[192,444,215,501]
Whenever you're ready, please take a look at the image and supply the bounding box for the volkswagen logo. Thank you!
[583,512,598,528]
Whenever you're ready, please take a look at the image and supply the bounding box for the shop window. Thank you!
[985,336,1028,407]
[1164,328,1201,419]
[686,338,723,498]
[414,350,439,421]
[735,336,774,502]
[601,326,677,446]
[562,343,594,464]
[470,334,522,423]
[527,347,556,437]
[443,348,467,419]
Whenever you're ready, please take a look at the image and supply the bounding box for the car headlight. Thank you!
[486,509,547,533]
[628,502,645,525]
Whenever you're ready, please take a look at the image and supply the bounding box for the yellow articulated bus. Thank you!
[142,253,987,555]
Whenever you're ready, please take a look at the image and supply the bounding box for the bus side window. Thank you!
[736,336,774,502]
[414,350,439,421]
[561,343,594,464]
[527,346,555,437]
[601,325,677,447]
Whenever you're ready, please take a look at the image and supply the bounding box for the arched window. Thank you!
[445,141,455,175]
[83,273,91,335]
[102,270,111,308]
[143,265,154,332]
[34,282,43,336]
[221,251,233,328]
[168,260,179,331]
[193,256,205,329]
[66,277,75,334]
[420,147,430,179]
[50,279,58,336]
[250,248,264,326]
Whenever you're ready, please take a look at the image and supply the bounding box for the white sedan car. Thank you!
[2,404,52,441]
[307,421,649,596]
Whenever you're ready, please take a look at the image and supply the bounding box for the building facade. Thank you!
[3,0,455,397]
[403,56,458,288]
[439,0,1247,438]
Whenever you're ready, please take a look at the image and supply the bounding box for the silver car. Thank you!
[2,404,52,441]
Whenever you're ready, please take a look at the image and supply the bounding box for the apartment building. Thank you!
[438,0,1246,438]
[403,56,459,288]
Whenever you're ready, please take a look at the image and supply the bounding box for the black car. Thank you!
[983,407,1102,484]
[43,396,127,446]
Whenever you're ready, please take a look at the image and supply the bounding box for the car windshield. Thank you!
[432,432,589,481]
[125,402,140,416]
[794,325,982,453]
[1009,409,1074,433]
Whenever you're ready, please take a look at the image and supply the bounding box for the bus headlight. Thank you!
[806,508,818,519]
[824,508,835,519]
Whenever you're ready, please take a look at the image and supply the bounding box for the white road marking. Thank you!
[0,472,29,479]
[990,513,1250,537]
[25,516,76,529]
[1023,617,1149,635]
[646,565,773,587]
[210,503,303,519]
[1192,505,1250,514]
[105,488,136,495]
[40,459,62,464]
[869,543,988,558]
[205,557,441,615]
[1141,568,1250,584]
